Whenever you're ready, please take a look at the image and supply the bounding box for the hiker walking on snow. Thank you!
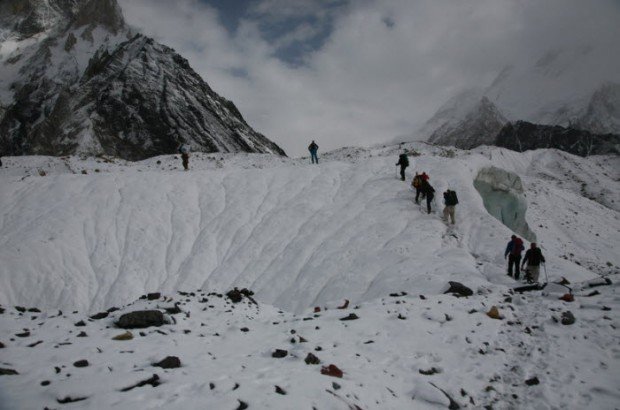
[420,179,435,214]
[521,243,545,283]
[412,173,423,203]
[396,150,409,181]
[308,140,319,164]
[412,171,429,203]
[178,143,191,171]
[504,235,525,279]
[442,189,458,224]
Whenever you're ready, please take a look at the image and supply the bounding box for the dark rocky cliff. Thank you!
[495,121,619,157]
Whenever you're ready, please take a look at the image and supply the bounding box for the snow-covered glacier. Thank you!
[0,144,617,313]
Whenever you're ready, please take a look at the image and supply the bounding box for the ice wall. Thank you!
[474,167,536,242]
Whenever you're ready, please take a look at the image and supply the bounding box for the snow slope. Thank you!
[0,144,619,409]
[0,144,617,314]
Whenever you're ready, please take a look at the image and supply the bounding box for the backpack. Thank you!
[445,190,458,206]
[399,154,409,167]
[511,238,524,256]
[412,175,422,188]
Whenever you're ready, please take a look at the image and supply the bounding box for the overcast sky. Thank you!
[118,0,620,157]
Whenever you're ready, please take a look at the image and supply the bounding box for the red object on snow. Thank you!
[321,364,343,378]
[559,293,574,302]
[337,299,349,309]
[314,306,321,313]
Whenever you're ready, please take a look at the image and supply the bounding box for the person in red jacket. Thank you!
[504,235,524,279]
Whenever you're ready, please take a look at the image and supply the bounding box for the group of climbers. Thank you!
[403,151,457,224]
[398,148,547,285]
[504,235,545,283]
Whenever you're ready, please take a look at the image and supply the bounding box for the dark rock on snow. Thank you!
[153,356,181,369]
[444,282,473,297]
[57,396,88,404]
[73,360,89,368]
[120,374,160,392]
[272,349,288,358]
[339,313,359,321]
[305,353,321,365]
[90,311,109,320]
[525,376,540,386]
[0,368,19,376]
[147,293,161,300]
[561,311,576,325]
[116,310,164,329]
[275,385,287,395]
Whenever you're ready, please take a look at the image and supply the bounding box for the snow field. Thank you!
[0,143,619,409]
[0,283,617,409]
[0,145,617,314]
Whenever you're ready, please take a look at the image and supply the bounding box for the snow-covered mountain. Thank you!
[417,47,620,150]
[425,90,507,149]
[0,0,285,160]
[0,144,618,408]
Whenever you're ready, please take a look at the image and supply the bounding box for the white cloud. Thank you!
[118,0,620,157]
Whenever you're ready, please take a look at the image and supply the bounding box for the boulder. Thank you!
[305,353,321,365]
[272,349,288,358]
[561,311,576,325]
[116,310,164,329]
[153,356,181,369]
[73,360,89,368]
[444,282,473,297]
[321,364,343,378]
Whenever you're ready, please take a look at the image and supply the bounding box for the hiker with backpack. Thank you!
[504,235,525,279]
[178,143,191,171]
[521,243,545,283]
[308,140,319,164]
[412,173,423,203]
[420,179,435,214]
[442,189,458,224]
[395,150,409,181]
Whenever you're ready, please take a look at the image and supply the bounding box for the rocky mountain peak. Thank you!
[0,0,124,39]
[0,0,285,159]
[71,0,125,34]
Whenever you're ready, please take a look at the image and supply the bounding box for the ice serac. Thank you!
[0,0,285,160]
[474,167,536,242]
[495,121,620,157]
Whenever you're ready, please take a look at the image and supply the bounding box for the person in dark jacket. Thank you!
[504,235,524,279]
[420,179,435,214]
[308,140,319,164]
[178,143,191,170]
[521,243,545,283]
[442,189,458,224]
[395,150,409,181]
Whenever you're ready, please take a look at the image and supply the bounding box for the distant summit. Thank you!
[414,47,620,154]
[0,0,285,160]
